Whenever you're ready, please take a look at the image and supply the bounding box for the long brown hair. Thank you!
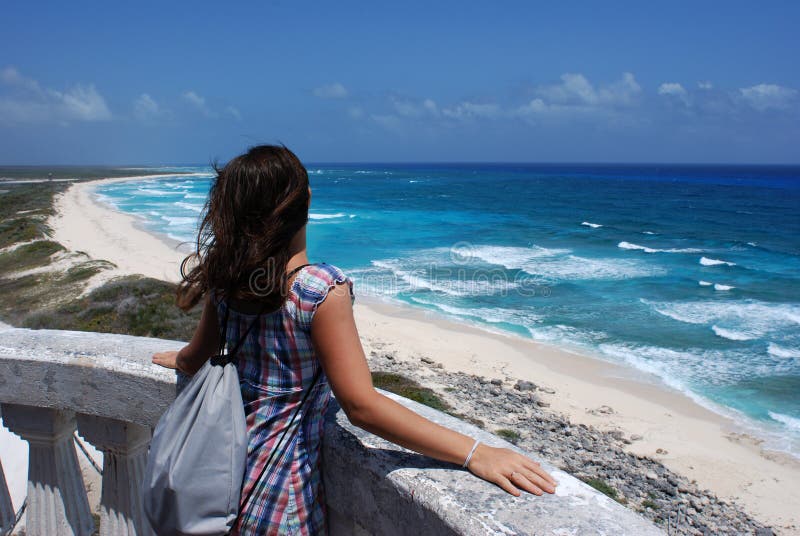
[177,145,310,311]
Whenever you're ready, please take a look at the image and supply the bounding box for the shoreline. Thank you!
[49,175,198,289]
[48,174,800,532]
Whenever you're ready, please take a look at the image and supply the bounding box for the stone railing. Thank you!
[0,326,661,535]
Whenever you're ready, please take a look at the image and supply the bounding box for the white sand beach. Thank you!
[49,175,196,289]
[48,176,800,533]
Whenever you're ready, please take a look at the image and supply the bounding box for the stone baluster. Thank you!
[0,459,15,535]
[1,404,94,536]
[76,414,153,536]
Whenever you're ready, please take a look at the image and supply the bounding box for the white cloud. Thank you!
[513,72,642,122]
[423,99,438,115]
[182,90,205,107]
[658,83,686,97]
[739,83,798,111]
[312,82,348,99]
[133,93,161,121]
[391,96,439,118]
[515,98,554,116]
[56,85,111,121]
[442,101,500,120]
[535,72,641,108]
[370,113,403,131]
[226,106,241,120]
[180,90,240,119]
[698,81,713,90]
[0,66,111,123]
[348,106,365,119]
[182,90,212,116]
[658,82,690,105]
[1,66,43,94]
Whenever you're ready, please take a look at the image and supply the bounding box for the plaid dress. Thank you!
[214,263,354,535]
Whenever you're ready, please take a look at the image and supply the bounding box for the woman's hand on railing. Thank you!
[152,351,179,369]
[466,443,558,497]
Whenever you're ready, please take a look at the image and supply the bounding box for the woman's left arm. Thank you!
[152,292,220,375]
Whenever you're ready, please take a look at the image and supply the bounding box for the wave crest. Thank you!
[768,343,800,359]
[700,256,736,266]
[618,241,702,254]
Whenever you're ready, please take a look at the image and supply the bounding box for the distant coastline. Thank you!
[41,170,800,532]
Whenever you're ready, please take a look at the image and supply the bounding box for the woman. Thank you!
[152,145,557,535]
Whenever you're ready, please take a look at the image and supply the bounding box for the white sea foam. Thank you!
[183,193,207,199]
[526,324,609,347]
[712,325,755,341]
[93,193,118,209]
[698,280,713,286]
[138,188,178,196]
[309,212,347,220]
[769,412,800,431]
[468,245,567,267]
[618,241,702,254]
[646,299,800,341]
[162,216,197,226]
[768,343,800,359]
[370,260,461,296]
[595,340,800,459]
[468,244,662,281]
[642,231,656,235]
[371,259,517,297]
[597,343,697,393]
[409,297,540,327]
[174,201,202,213]
[581,221,603,228]
[700,256,736,266]
[714,283,735,291]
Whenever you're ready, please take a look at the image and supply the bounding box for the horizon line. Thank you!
[2,161,800,168]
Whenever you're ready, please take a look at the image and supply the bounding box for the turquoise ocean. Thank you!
[96,164,800,458]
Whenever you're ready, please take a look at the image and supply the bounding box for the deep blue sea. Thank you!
[96,164,800,457]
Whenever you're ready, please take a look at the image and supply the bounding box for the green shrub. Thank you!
[641,499,659,510]
[496,428,521,444]
[22,276,200,340]
[371,371,451,412]
[582,477,619,500]
[0,240,64,272]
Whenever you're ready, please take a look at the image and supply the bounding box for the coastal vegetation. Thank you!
[496,428,522,444]
[0,177,200,338]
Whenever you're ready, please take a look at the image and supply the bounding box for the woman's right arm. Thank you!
[311,283,557,497]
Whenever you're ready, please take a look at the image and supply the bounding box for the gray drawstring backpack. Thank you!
[142,267,322,535]
[142,303,253,535]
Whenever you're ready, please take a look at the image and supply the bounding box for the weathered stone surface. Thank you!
[76,415,152,536]
[2,405,94,536]
[0,459,15,534]
[324,391,662,535]
[0,327,178,427]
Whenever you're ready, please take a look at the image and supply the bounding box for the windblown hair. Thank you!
[176,145,310,311]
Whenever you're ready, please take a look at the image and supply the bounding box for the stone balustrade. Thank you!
[0,326,662,535]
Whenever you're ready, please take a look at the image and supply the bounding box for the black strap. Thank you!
[215,263,312,365]
[238,366,322,517]
[235,262,321,517]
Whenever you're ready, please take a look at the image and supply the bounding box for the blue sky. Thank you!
[1,1,798,164]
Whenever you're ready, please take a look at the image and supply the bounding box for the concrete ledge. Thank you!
[0,326,661,535]
[323,391,662,535]
[0,326,179,427]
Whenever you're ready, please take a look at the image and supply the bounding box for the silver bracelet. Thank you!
[462,439,480,469]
